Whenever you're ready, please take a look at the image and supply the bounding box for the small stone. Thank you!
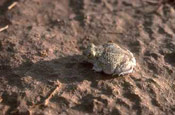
[39,50,48,57]
[0,97,3,103]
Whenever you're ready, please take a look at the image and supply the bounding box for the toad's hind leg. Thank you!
[113,67,133,76]
[92,62,102,72]
[118,67,133,76]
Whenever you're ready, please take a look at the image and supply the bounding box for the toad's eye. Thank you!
[88,53,93,58]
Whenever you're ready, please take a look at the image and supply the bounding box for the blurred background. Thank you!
[0,0,175,114]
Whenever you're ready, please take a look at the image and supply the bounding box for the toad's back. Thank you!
[99,43,132,66]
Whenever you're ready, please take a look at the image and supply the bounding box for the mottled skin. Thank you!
[83,43,136,76]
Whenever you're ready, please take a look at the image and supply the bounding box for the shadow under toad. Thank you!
[13,55,118,86]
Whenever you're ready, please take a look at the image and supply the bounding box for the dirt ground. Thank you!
[0,0,175,114]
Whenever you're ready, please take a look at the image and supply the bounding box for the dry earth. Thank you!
[0,0,175,115]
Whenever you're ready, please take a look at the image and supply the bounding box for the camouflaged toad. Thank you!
[83,43,136,76]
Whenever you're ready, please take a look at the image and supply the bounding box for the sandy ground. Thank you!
[0,0,175,114]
